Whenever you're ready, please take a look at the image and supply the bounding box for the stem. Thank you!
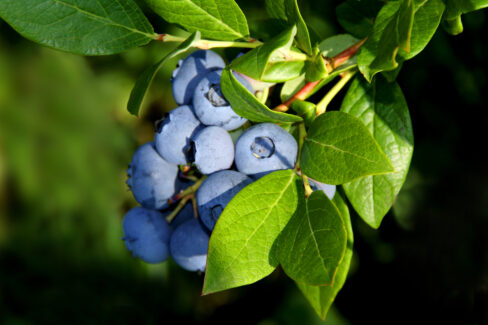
[296,123,313,197]
[168,176,207,204]
[315,70,357,116]
[274,81,320,112]
[166,194,193,223]
[326,37,367,71]
[155,33,262,49]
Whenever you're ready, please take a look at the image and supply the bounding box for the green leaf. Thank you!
[336,0,383,38]
[297,193,354,320]
[264,0,312,54]
[278,190,347,286]
[203,170,301,294]
[265,0,287,20]
[301,111,394,185]
[305,50,328,82]
[443,0,488,35]
[260,60,306,82]
[127,32,200,116]
[357,0,415,82]
[284,0,313,55]
[144,0,249,41]
[0,0,154,55]
[231,26,298,81]
[340,76,413,228]
[221,68,302,123]
[384,0,445,81]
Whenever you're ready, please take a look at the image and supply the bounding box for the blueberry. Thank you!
[172,50,225,105]
[192,69,252,131]
[309,178,336,199]
[154,105,203,165]
[127,142,179,210]
[234,123,298,176]
[170,218,210,272]
[122,207,172,264]
[196,170,253,231]
[190,126,234,175]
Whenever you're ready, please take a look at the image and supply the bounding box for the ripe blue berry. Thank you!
[190,126,234,175]
[170,203,195,229]
[172,50,225,105]
[122,207,172,264]
[154,105,203,165]
[127,142,179,210]
[170,218,210,272]
[192,69,252,131]
[234,123,298,177]
[196,170,253,231]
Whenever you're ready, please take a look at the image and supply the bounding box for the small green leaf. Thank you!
[340,76,413,228]
[203,170,301,294]
[284,0,313,55]
[127,32,200,116]
[221,68,302,123]
[278,190,347,286]
[357,0,415,81]
[443,0,488,35]
[0,0,154,55]
[231,26,299,81]
[301,111,394,185]
[144,0,249,41]
[260,60,306,82]
[305,51,328,82]
[297,193,354,320]
[336,0,383,38]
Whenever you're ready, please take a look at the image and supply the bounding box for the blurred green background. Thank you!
[0,1,487,324]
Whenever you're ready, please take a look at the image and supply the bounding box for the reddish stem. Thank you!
[274,80,321,112]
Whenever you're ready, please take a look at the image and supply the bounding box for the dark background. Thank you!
[0,1,487,324]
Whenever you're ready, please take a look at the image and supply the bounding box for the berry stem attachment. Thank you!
[166,194,194,223]
[169,175,207,204]
[315,70,357,116]
[155,33,262,49]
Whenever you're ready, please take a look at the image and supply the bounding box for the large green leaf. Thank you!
[265,0,287,21]
[145,0,249,41]
[297,193,354,320]
[127,32,200,116]
[203,170,301,294]
[231,26,299,81]
[220,68,302,123]
[336,0,383,38]
[0,0,154,55]
[341,76,413,229]
[300,111,394,185]
[443,0,488,35]
[357,0,415,82]
[278,190,347,286]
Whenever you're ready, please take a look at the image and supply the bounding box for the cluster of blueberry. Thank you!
[122,50,336,272]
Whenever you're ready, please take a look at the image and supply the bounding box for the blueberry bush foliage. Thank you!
[1,0,487,320]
